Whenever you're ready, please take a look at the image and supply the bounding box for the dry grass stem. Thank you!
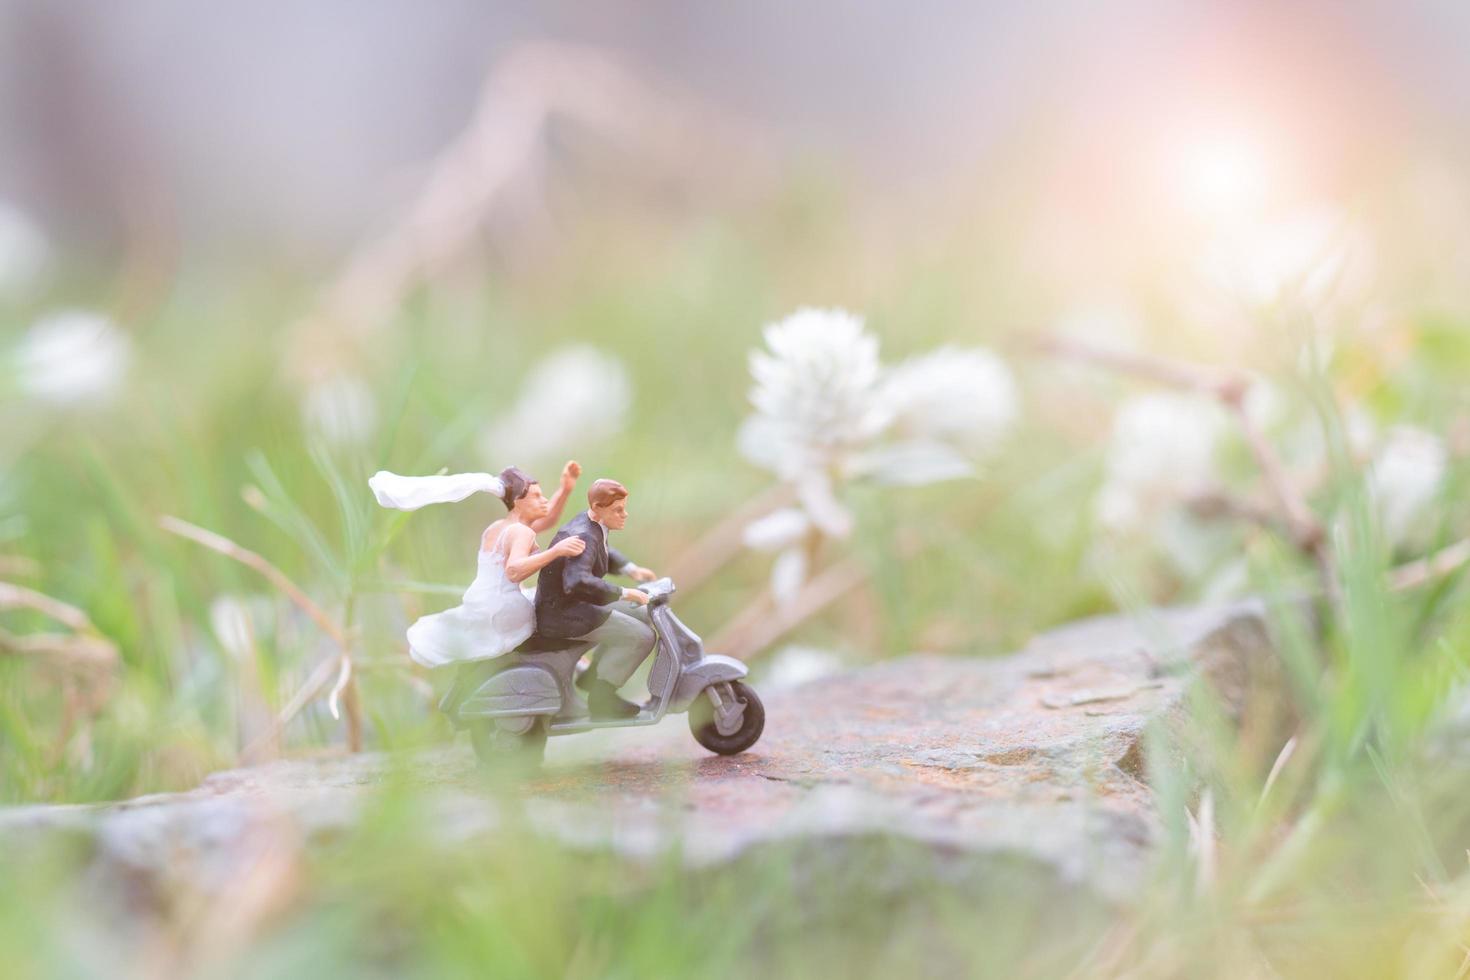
[159,516,348,646]
[242,655,342,761]
[160,515,364,752]
[1185,488,1284,532]
[664,482,796,594]
[1389,538,1470,592]
[1258,735,1299,809]
[0,580,100,634]
[0,626,117,669]
[710,557,869,660]
[301,41,758,344]
[1037,334,1241,398]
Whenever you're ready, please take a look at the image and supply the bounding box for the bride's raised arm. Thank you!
[500,523,585,584]
[531,460,582,533]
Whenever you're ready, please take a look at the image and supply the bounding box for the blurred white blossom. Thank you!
[743,507,812,551]
[769,546,809,608]
[1094,393,1227,533]
[15,310,133,405]
[483,345,630,467]
[0,202,50,298]
[876,347,1018,457]
[740,307,1016,547]
[738,307,887,479]
[302,373,379,445]
[1368,425,1446,547]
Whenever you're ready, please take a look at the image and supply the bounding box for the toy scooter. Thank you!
[440,578,764,766]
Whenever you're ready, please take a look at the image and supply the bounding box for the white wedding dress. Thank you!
[406,530,535,669]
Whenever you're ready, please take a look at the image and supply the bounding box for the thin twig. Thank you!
[0,626,117,669]
[1039,334,1334,596]
[1223,391,1333,587]
[1389,537,1470,592]
[159,517,348,647]
[241,655,341,762]
[1036,334,1240,397]
[1184,488,1283,532]
[328,654,365,753]
[710,557,869,661]
[0,581,99,634]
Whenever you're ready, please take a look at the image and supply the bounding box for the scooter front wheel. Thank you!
[689,681,764,755]
[470,718,548,769]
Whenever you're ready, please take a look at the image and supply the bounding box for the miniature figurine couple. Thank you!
[370,462,659,719]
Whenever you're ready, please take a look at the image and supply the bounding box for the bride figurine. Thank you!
[369,461,586,668]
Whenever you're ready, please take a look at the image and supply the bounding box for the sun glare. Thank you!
[1166,127,1273,222]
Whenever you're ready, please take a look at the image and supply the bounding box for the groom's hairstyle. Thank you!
[588,479,628,509]
[498,466,536,510]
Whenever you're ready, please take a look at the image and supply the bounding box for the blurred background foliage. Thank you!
[6,1,1470,976]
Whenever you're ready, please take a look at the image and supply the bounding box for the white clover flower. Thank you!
[302,373,378,445]
[483,345,630,468]
[0,202,50,298]
[769,546,808,608]
[738,308,887,479]
[1368,425,1446,547]
[15,310,133,405]
[742,507,812,551]
[739,309,1020,539]
[1094,393,1227,533]
[876,347,1018,456]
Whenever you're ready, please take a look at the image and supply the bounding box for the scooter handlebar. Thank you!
[638,577,676,602]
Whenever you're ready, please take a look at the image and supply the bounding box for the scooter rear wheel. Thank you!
[470,718,548,769]
[689,681,764,755]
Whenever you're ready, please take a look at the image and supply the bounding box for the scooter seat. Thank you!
[514,634,582,654]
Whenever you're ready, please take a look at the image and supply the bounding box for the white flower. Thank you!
[738,308,887,478]
[483,345,630,467]
[302,374,378,445]
[876,347,1018,456]
[15,310,132,405]
[743,508,812,551]
[769,547,808,607]
[739,309,1019,605]
[761,644,845,690]
[1368,425,1446,547]
[1095,393,1227,532]
[0,202,50,298]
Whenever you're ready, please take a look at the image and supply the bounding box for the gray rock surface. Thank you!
[0,601,1277,916]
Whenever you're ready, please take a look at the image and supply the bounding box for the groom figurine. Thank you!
[534,478,659,719]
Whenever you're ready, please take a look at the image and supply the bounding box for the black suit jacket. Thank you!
[532,512,633,639]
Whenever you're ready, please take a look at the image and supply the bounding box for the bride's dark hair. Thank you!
[498,466,537,510]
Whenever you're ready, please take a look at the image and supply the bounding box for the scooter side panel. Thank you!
[459,665,561,718]
[670,654,749,712]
